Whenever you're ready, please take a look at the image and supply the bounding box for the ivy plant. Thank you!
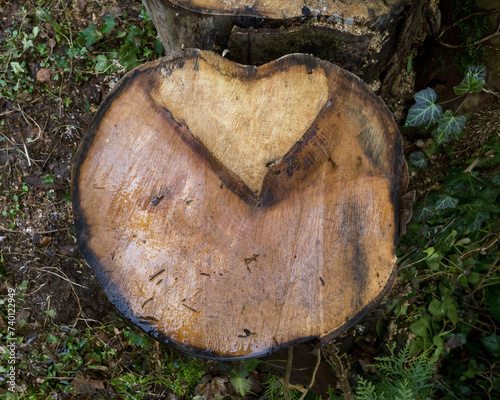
[405,65,486,148]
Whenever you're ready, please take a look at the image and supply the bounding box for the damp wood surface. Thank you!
[141,0,415,84]
[72,50,406,359]
[163,0,399,19]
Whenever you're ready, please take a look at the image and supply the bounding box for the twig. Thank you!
[41,266,85,329]
[36,267,88,289]
[18,104,43,143]
[438,18,500,49]
[25,282,47,296]
[21,136,31,167]
[483,88,500,97]
[324,343,354,400]
[0,131,32,165]
[472,254,500,295]
[437,7,500,40]
[460,234,499,261]
[297,348,322,400]
[0,226,70,234]
[436,377,461,400]
[398,256,427,270]
[42,133,64,169]
[283,346,293,400]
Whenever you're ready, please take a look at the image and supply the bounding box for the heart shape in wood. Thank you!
[72,50,405,359]
[151,54,328,196]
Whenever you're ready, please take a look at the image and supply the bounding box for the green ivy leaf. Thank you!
[467,272,481,285]
[10,62,26,75]
[435,110,466,144]
[413,203,434,221]
[433,335,444,353]
[42,174,54,185]
[469,65,487,82]
[434,194,458,211]
[481,334,500,357]
[128,331,143,347]
[241,359,260,372]
[428,298,442,317]
[408,151,428,169]
[153,39,164,55]
[94,55,109,72]
[426,253,441,271]
[118,41,140,70]
[468,211,490,232]
[230,370,252,396]
[79,23,102,47]
[101,14,115,34]
[46,333,60,344]
[454,66,487,95]
[405,88,443,127]
[447,308,459,326]
[410,316,431,339]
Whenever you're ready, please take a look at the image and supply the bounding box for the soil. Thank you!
[1,0,499,398]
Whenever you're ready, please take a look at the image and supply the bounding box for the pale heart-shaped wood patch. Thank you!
[151,56,328,195]
[72,50,407,359]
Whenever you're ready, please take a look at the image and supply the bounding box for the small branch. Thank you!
[472,254,500,295]
[437,7,500,40]
[455,92,472,115]
[483,87,500,97]
[21,136,31,167]
[324,343,354,400]
[438,18,500,49]
[297,348,322,400]
[0,131,32,166]
[0,226,70,234]
[437,93,466,105]
[36,267,88,289]
[283,346,293,400]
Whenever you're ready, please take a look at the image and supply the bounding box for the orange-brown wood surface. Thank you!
[167,0,396,19]
[72,50,405,359]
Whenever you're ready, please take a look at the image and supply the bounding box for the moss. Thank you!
[451,0,492,73]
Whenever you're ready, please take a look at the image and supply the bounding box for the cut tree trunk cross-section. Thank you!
[142,0,414,84]
[72,50,407,359]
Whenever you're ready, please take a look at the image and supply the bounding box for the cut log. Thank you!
[142,0,413,83]
[72,50,407,359]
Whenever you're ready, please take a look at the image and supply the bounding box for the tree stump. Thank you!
[72,50,407,359]
[142,0,416,83]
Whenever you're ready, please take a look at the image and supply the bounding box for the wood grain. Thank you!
[166,0,396,19]
[72,50,405,359]
[141,0,411,84]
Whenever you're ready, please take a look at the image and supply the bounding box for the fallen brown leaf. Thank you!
[36,68,53,82]
[72,371,105,394]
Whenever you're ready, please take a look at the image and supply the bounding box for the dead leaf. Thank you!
[59,244,77,257]
[48,38,56,52]
[36,68,53,82]
[76,0,87,13]
[196,376,228,400]
[39,236,52,247]
[72,371,105,394]
[16,309,30,325]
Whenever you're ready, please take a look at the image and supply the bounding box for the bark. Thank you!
[142,0,433,84]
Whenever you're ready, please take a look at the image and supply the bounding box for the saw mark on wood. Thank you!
[182,304,199,313]
[149,269,165,281]
[142,297,154,308]
[243,253,260,273]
